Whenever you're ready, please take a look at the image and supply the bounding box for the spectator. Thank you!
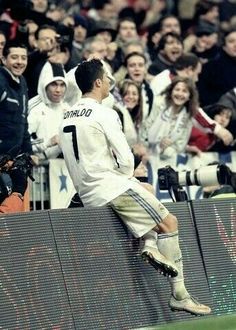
[118,0,167,31]
[28,62,68,160]
[115,79,148,161]
[124,52,154,121]
[158,14,182,36]
[198,29,236,106]
[187,103,233,155]
[114,39,149,82]
[92,21,117,44]
[148,32,183,76]
[218,87,236,139]
[24,24,61,98]
[0,30,6,63]
[185,21,220,62]
[87,0,117,27]
[67,14,89,68]
[150,52,233,147]
[81,36,108,61]
[147,15,182,61]
[141,76,198,160]
[0,40,32,156]
[219,0,236,32]
[114,17,139,69]
[193,0,220,28]
[151,52,202,94]
[115,79,150,182]
[117,17,139,44]
[31,0,49,14]
[57,0,80,16]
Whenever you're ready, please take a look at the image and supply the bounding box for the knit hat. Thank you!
[74,15,89,30]
[195,22,218,37]
[92,21,117,41]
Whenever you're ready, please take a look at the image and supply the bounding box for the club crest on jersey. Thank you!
[64,108,92,119]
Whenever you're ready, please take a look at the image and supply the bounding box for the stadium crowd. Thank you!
[0,0,236,208]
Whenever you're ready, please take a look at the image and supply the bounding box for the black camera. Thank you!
[0,153,35,203]
[158,164,236,201]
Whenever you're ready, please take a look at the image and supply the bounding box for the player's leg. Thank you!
[157,228,211,315]
[109,183,211,315]
[109,184,179,277]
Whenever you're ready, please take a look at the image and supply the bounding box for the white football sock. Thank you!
[142,230,158,249]
[157,231,189,300]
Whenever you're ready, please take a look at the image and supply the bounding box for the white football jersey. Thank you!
[60,98,137,206]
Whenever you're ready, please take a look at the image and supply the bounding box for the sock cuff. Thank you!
[158,231,179,239]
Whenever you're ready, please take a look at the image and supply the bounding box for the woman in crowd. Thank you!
[115,79,148,160]
[114,79,151,184]
[141,76,199,160]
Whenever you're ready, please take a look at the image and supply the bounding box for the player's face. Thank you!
[2,47,28,77]
[46,80,66,103]
[101,72,110,99]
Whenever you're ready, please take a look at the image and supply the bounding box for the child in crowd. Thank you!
[187,104,232,155]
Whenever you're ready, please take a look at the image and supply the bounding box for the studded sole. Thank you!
[142,251,178,278]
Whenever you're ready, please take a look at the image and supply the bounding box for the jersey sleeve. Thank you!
[102,110,134,177]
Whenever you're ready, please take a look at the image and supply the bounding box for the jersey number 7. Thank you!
[63,125,79,160]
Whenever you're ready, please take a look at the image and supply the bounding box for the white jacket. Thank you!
[28,62,70,159]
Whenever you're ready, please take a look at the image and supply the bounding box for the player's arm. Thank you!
[104,111,134,177]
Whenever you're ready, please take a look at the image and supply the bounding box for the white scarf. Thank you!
[148,105,190,153]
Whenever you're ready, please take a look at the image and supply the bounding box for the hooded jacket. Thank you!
[28,62,69,159]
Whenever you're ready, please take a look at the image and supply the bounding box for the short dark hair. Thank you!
[3,40,28,58]
[75,59,104,94]
[159,14,180,31]
[94,0,110,10]
[222,28,236,45]
[174,53,200,71]
[35,24,57,40]
[203,103,232,119]
[124,51,146,67]
[158,32,183,51]
[118,17,137,32]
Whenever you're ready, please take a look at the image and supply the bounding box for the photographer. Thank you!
[0,168,28,213]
